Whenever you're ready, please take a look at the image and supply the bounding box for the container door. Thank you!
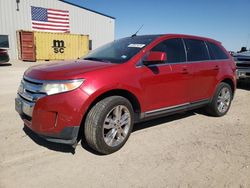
[20,31,35,61]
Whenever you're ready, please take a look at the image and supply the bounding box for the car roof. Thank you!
[133,34,221,44]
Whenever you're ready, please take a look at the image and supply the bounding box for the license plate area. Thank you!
[15,98,23,114]
[23,102,32,116]
[15,97,34,117]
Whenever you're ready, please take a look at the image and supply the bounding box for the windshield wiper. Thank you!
[84,57,111,63]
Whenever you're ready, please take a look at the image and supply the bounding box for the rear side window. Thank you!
[206,42,228,60]
[184,39,209,61]
[151,38,186,63]
[0,35,9,48]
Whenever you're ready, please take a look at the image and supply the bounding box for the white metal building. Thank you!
[0,0,115,59]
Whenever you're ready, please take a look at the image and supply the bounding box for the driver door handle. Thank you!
[182,67,189,74]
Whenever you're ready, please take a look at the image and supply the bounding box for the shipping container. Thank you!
[34,31,89,60]
[18,31,89,61]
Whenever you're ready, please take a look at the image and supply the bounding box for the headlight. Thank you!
[41,79,84,95]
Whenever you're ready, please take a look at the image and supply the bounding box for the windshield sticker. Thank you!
[128,44,145,48]
[121,55,127,59]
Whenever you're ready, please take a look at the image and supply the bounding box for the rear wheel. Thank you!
[206,82,232,117]
[84,96,134,154]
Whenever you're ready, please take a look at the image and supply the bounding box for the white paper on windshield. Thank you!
[121,55,127,59]
[128,44,145,48]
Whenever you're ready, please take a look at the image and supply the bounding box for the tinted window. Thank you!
[207,42,228,60]
[151,38,186,63]
[184,39,209,61]
[0,35,9,48]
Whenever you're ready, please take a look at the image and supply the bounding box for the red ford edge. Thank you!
[15,34,236,154]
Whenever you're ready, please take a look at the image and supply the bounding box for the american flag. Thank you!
[31,6,70,33]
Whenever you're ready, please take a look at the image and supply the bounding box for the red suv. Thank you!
[15,34,236,154]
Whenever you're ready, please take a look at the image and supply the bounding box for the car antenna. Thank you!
[131,25,144,37]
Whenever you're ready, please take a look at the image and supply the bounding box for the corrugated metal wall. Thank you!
[0,0,115,59]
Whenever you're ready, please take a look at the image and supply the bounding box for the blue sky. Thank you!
[65,0,250,51]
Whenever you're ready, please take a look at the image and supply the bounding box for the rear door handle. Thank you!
[214,65,219,70]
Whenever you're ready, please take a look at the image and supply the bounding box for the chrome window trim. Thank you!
[136,58,230,68]
[135,37,230,69]
[203,40,211,60]
[182,38,188,62]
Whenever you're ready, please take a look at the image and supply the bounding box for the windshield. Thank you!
[83,35,160,64]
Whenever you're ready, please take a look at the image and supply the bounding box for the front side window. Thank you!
[184,39,209,61]
[151,38,186,63]
[206,42,228,60]
[83,35,160,64]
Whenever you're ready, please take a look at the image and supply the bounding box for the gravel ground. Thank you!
[0,60,250,188]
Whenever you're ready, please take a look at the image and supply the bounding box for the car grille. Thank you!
[17,76,47,117]
[18,77,46,102]
[237,58,250,61]
[236,63,250,68]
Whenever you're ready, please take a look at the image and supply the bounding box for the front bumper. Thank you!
[15,92,85,145]
[24,124,80,145]
[15,77,90,145]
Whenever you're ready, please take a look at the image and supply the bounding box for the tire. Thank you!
[206,82,232,117]
[84,96,134,154]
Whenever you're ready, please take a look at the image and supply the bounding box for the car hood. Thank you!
[24,60,116,80]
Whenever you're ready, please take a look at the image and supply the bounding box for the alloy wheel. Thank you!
[103,105,131,147]
[217,87,231,113]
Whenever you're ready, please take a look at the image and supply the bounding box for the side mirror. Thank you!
[143,51,167,65]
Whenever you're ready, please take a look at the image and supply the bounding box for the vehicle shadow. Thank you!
[0,63,12,66]
[133,111,195,132]
[80,111,198,155]
[23,111,198,155]
[23,126,76,154]
[80,140,105,156]
[237,81,250,91]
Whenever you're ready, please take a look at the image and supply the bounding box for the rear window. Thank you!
[206,42,228,60]
[184,39,209,61]
[0,35,9,48]
[151,38,186,63]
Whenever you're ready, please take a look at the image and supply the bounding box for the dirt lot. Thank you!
[0,60,250,188]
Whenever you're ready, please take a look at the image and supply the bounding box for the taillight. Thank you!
[0,50,7,55]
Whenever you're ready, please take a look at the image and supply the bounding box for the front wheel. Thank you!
[206,82,233,117]
[84,96,134,154]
